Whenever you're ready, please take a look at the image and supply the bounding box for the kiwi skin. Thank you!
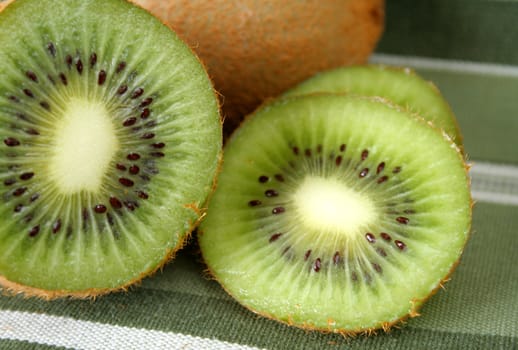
[0,0,223,299]
[130,0,385,134]
[198,94,473,335]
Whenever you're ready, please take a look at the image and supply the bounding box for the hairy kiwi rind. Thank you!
[130,0,385,135]
[0,0,222,298]
[198,93,472,335]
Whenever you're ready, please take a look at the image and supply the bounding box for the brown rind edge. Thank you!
[197,93,474,336]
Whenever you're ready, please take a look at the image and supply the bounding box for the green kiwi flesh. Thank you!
[198,94,471,334]
[0,0,221,297]
[283,64,464,151]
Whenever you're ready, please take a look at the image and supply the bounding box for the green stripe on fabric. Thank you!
[0,202,516,349]
[412,68,518,165]
[369,54,518,165]
[376,0,518,66]
[0,339,70,350]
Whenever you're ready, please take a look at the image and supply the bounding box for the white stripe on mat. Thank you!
[0,310,264,350]
[370,53,518,77]
[470,161,518,206]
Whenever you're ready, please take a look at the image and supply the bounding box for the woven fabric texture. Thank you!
[1,0,517,349]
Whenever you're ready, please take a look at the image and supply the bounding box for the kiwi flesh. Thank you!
[283,64,464,151]
[0,0,221,298]
[130,0,385,133]
[198,94,472,334]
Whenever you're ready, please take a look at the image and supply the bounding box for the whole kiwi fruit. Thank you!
[131,0,385,132]
[0,0,222,298]
[198,94,472,334]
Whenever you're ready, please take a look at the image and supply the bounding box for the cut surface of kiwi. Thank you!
[0,0,221,297]
[198,94,471,334]
[283,64,464,151]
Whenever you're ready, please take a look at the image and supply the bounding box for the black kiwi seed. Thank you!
[150,152,165,158]
[28,225,40,237]
[274,174,285,182]
[395,240,407,250]
[377,175,389,184]
[140,98,153,107]
[13,187,27,197]
[130,88,144,99]
[377,162,385,174]
[110,197,123,209]
[312,258,322,272]
[265,189,279,197]
[123,117,137,127]
[119,178,134,187]
[40,101,51,111]
[115,61,126,74]
[65,54,73,69]
[52,219,62,234]
[258,175,269,183]
[248,200,262,207]
[89,53,97,68]
[365,232,376,243]
[380,232,392,241]
[23,89,35,98]
[396,216,410,224]
[127,153,140,160]
[98,70,107,85]
[117,85,128,95]
[4,178,16,186]
[140,108,151,119]
[269,233,282,242]
[47,42,56,57]
[76,59,83,74]
[20,172,34,180]
[26,71,38,83]
[136,190,148,200]
[59,73,68,85]
[94,204,107,214]
[272,207,285,215]
[129,165,140,175]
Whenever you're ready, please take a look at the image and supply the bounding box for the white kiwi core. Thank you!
[293,176,376,236]
[49,98,119,194]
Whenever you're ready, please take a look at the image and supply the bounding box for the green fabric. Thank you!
[410,70,518,165]
[1,0,517,349]
[377,0,518,66]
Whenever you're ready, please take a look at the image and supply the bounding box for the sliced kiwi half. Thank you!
[198,94,472,334]
[283,64,464,152]
[0,0,222,298]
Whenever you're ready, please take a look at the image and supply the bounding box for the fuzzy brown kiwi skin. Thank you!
[129,0,385,136]
[198,94,473,336]
[0,0,225,299]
